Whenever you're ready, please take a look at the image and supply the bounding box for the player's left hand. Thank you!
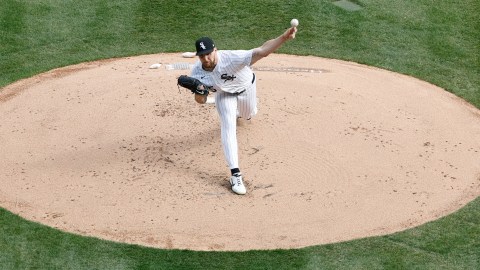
[177,75,210,95]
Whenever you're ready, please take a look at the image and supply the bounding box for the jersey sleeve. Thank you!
[228,50,253,67]
[190,61,203,79]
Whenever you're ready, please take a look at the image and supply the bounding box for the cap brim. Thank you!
[196,48,214,56]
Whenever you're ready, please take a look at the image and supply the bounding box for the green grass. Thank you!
[1,198,478,269]
[1,0,479,269]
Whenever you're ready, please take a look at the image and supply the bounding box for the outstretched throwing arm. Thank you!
[250,27,297,65]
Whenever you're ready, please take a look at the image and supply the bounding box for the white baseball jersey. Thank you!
[191,50,254,93]
[191,50,257,170]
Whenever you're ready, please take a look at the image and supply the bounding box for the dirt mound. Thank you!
[1,53,479,251]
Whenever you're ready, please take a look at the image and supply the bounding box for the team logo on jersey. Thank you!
[221,73,236,82]
[200,42,206,50]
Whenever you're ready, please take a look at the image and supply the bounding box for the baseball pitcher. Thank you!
[178,25,297,195]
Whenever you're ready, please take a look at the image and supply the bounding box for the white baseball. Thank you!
[290,18,299,27]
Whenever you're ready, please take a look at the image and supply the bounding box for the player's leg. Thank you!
[216,91,247,195]
[215,91,239,169]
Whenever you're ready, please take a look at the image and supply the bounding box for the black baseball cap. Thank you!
[195,37,215,56]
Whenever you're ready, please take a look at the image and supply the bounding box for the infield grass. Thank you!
[1,0,479,269]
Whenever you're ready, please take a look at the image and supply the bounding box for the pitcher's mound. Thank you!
[1,53,479,251]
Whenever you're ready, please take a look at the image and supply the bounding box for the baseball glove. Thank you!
[177,75,210,96]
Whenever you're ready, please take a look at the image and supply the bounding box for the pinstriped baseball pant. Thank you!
[215,81,257,169]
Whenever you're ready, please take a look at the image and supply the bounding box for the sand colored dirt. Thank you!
[0,53,479,251]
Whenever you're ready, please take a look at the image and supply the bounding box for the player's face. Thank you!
[199,49,217,70]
